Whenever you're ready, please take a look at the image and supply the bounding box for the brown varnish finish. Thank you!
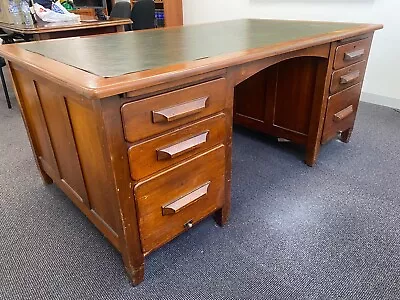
[0,20,382,286]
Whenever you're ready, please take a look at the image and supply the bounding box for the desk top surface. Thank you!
[0,18,131,34]
[0,19,382,99]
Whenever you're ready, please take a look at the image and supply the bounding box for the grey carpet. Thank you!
[1,76,400,299]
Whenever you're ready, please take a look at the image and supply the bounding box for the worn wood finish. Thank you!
[0,20,382,285]
[0,19,131,41]
[128,114,226,180]
[334,36,372,69]
[234,52,329,146]
[322,83,362,143]
[330,60,367,94]
[135,145,226,253]
[122,78,227,142]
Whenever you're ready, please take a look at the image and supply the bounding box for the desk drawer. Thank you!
[128,113,226,180]
[330,61,366,94]
[322,83,362,143]
[121,78,227,142]
[134,145,226,253]
[334,37,372,70]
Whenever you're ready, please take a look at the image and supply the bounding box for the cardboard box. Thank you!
[0,0,14,24]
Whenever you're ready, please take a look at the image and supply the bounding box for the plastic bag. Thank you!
[33,2,80,23]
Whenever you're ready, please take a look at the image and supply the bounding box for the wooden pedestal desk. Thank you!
[0,19,382,285]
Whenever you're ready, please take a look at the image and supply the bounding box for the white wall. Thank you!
[183,0,400,109]
[182,0,246,25]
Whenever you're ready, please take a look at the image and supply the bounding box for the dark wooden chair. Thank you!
[0,57,11,109]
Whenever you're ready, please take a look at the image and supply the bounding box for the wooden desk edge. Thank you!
[0,22,383,100]
[0,19,132,34]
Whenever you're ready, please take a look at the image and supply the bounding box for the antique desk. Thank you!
[0,18,131,41]
[0,19,382,285]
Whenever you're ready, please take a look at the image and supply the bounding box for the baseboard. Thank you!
[361,92,400,110]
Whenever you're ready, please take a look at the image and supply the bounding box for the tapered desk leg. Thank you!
[340,127,353,143]
[215,78,234,226]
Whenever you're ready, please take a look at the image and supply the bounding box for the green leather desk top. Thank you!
[19,19,369,78]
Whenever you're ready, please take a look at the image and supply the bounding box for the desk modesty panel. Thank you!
[0,19,382,285]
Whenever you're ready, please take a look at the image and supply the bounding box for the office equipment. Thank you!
[0,18,131,40]
[0,19,382,285]
[0,57,11,109]
[131,0,155,30]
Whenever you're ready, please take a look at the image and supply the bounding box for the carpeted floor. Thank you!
[1,79,400,299]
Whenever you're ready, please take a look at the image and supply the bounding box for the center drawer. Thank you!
[121,78,227,143]
[128,113,226,180]
[134,145,226,253]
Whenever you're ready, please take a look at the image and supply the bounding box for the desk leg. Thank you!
[340,127,353,143]
[215,76,234,226]
[100,97,145,286]
[305,44,336,167]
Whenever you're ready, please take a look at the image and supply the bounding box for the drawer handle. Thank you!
[340,71,360,84]
[162,182,210,215]
[344,49,365,61]
[157,131,209,160]
[333,105,354,122]
[152,97,208,123]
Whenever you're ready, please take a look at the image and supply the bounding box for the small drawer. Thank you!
[322,83,362,143]
[121,78,227,143]
[128,113,226,180]
[134,145,226,253]
[330,60,366,94]
[334,37,372,70]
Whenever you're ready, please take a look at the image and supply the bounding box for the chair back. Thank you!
[131,0,155,30]
[110,1,132,19]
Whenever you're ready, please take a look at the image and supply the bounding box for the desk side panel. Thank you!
[9,65,121,250]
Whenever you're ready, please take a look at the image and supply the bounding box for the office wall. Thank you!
[182,0,246,25]
[183,0,399,109]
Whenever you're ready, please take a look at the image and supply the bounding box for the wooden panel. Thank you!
[269,57,321,136]
[66,98,120,232]
[134,145,226,253]
[12,69,59,180]
[234,68,269,127]
[122,78,227,142]
[234,56,326,145]
[330,60,367,94]
[322,83,362,143]
[128,113,226,180]
[163,0,183,27]
[334,36,372,70]
[35,81,89,206]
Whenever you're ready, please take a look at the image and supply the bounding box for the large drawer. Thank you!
[134,145,226,253]
[334,37,372,70]
[330,60,367,94]
[121,78,227,142]
[128,113,226,180]
[322,83,362,143]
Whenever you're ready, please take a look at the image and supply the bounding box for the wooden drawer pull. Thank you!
[344,49,365,61]
[162,182,210,215]
[340,71,360,84]
[152,97,208,123]
[157,131,209,160]
[333,105,354,122]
